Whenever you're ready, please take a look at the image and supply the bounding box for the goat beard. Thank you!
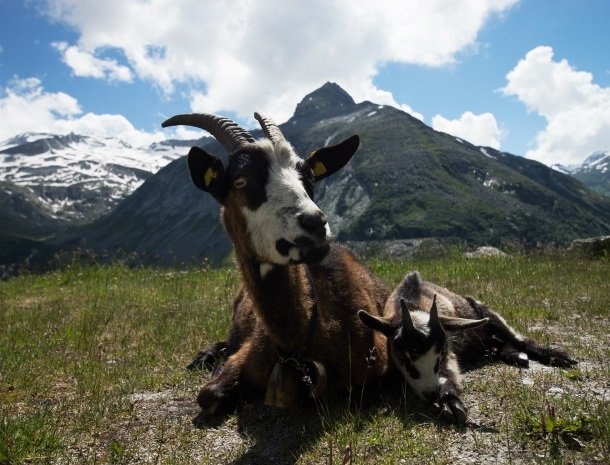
[292,243,330,264]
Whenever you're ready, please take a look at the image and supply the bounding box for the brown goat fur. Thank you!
[165,113,391,423]
[195,244,391,421]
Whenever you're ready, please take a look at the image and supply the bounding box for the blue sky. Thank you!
[1,0,609,166]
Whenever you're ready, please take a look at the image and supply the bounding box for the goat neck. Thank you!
[237,254,315,357]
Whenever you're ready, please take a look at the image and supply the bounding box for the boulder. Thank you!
[568,235,610,257]
[464,246,507,259]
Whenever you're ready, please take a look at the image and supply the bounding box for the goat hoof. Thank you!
[449,399,468,426]
[192,412,208,428]
[550,354,578,368]
[516,352,529,368]
[499,349,529,368]
[192,411,224,429]
[187,342,228,371]
[438,397,467,426]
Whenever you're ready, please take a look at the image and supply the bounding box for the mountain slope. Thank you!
[59,155,232,264]
[55,82,610,265]
[0,133,189,225]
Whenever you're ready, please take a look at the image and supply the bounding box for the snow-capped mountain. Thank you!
[2,83,610,268]
[58,83,610,266]
[552,150,610,196]
[578,150,609,173]
[0,132,192,225]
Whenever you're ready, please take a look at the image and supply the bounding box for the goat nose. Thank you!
[298,211,328,238]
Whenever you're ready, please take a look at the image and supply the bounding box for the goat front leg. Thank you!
[437,378,467,426]
[437,354,467,426]
[186,341,228,372]
[192,340,252,427]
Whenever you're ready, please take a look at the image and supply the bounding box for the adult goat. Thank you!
[163,113,390,424]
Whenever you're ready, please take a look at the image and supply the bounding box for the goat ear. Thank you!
[429,295,445,335]
[358,310,395,338]
[305,135,359,181]
[400,299,416,332]
[187,146,226,198]
[439,316,489,332]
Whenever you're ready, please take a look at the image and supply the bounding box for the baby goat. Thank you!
[359,271,577,425]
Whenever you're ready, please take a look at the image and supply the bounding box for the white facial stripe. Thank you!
[241,139,329,264]
[410,310,432,333]
[404,347,442,399]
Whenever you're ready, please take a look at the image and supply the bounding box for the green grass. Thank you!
[0,254,608,464]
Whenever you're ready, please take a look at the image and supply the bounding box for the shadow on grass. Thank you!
[192,377,499,465]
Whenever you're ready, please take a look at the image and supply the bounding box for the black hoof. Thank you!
[549,354,578,368]
[192,411,224,429]
[499,349,529,368]
[438,397,467,426]
[186,342,228,371]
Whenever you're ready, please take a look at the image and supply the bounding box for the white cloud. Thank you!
[173,126,204,140]
[0,78,164,145]
[432,111,502,148]
[43,0,518,123]
[53,41,133,82]
[502,46,610,166]
[0,77,81,138]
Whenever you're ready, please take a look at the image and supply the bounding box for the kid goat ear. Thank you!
[357,310,396,337]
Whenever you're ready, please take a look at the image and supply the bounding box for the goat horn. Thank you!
[161,113,255,155]
[254,112,286,145]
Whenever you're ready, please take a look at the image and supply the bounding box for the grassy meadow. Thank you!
[0,252,608,464]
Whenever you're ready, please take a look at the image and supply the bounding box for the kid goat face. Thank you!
[359,297,487,402]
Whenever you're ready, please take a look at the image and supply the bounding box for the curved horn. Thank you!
[254,112,286,145]
[161,113,255,155]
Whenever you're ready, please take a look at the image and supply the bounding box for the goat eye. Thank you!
[233,177,247,189]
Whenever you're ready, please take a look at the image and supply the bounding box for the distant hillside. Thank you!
[0,132,189,226]
[58,152,231,265]
[50,82,610,265]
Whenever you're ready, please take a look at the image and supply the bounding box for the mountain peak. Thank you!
[293,82,356,120]
[582,150,609,168]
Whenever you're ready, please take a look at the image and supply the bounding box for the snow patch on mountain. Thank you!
[552,150,609,175]
[0,133,188,223]
[580,150,608,173]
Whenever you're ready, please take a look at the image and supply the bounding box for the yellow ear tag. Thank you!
[204,167,217,187]
[313,161,327,178]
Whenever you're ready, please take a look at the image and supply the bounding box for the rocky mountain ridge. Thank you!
[0,132,189,227]
[2,82,609,267]
[553,151,609,196]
